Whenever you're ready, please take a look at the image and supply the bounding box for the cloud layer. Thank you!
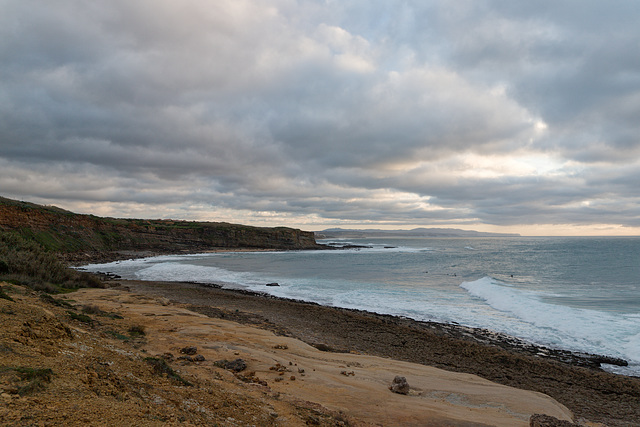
[2,0,640,234]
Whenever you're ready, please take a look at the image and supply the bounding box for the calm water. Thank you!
[83,237,640,376]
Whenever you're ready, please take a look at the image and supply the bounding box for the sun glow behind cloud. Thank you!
[457,152,566,179]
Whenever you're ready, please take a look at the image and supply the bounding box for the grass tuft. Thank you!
[67,311,93,324]
[128,325,146,337]
[81,304,103,315]
[0,367,54,395]
[105,330,129,340]
[0,286,14,302]
[40,293,73,308]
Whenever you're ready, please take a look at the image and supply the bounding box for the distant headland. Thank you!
[315,227,520,239]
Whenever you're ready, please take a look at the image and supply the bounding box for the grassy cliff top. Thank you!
[0,196,322,260]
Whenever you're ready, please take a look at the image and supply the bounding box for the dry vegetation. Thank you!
[0,283,351,426]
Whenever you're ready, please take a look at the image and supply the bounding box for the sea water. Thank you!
[82,237,640,376]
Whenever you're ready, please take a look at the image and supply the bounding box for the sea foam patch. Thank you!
[460,277,640,370]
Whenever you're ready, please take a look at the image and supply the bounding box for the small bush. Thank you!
[0,231,105,292]
[0,286,14,302]
[67,311,93,324]
[105,312,124,319]
[105,330,129,340]
[128,325,146,337]
[40,293,73,308]
[81,304,103,315]
[15,367,53,382]
[5,276,57,293]
[144,357,192,386]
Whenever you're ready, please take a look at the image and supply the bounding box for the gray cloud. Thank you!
[1,0,639,233]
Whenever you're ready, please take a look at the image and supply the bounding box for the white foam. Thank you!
[460,277,640,367]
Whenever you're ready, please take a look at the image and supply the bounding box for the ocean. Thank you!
[81,236,640,376]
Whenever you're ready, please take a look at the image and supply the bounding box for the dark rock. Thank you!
[312,343,334,352]
[529,414,576,426]
[389,376,410,395]
[178,355,194,362]
[306,415,321,425]
[215,358,247,372]
[266,283,280,287]
[180,346,197,355]
[160,352,174,362]
[585,354,628,367]
[193,354,205,362]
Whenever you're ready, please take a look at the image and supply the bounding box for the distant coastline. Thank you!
[315,227,520,239]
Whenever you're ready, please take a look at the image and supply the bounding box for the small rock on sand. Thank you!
[389,376,410,395]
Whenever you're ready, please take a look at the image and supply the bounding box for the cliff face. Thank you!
[0,197,322,260]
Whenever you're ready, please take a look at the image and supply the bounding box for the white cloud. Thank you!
[1,0,640,234]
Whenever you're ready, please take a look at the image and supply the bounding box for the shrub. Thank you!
[0,231,104,292]
[128,325,146,337]
[0,259,9,274]
[144,357,192,386]
[105,330,129,340]
[81,304,103,315]
[16,367,53,395]
[40,293,73,308]
[67,311,93,324]
[0,286,14,301]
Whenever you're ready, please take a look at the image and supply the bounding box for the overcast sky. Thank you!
[2,1,640,235]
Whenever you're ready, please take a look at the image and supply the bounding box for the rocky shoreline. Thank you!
[88,254,630,374]
[112,278,640,426]
[201,282,630,371]
[82,249,630,371]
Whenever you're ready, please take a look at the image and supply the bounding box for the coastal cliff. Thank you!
[0,197,323,262]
